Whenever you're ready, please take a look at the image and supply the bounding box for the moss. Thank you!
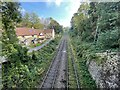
[88,53,107,65]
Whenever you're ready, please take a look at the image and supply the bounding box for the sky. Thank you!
[20,0,82,27]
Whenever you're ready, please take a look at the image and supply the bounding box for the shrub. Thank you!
[97,29,119,50]
[2,37,60,88]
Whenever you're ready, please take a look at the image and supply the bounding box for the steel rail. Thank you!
[68,39,81,89]
[40,37,66,89]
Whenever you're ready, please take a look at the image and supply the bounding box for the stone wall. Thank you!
[87,52,120,88]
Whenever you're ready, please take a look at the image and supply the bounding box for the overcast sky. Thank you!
[20,0,84,27]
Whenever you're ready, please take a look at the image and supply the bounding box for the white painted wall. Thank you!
[52,29,55,39]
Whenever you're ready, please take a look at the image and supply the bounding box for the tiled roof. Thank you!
[16,28,53,36]
[44,29,53,34]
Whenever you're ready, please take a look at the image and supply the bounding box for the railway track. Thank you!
[40,34,80,89]
[67,38,80,89]
[40,36,68,89]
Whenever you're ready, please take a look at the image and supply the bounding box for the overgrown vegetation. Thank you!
[70,2,119,63]
[69,1,119,88]
[2,35,59,88]
[2,36,61,88]
[96,29,119,50]
[1,2,61,88]
[69,39,97,88]
[70,2,119,51]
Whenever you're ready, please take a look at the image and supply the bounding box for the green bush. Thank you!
[2,37,60,88]
[97,29,119,50]
[70,37,97,88]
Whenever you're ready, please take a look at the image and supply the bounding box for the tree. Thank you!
[40,18,51,29]
[48,17,63,34]
[30,12,42,29]
[1,2,22,88]
[18,12,44,29]
[70,2,119,50]
[70,2,91,41]
[2,2,21,45]
[21,12,31,27]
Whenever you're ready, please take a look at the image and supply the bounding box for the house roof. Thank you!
[44,29,53,34]
[16,27,53,36]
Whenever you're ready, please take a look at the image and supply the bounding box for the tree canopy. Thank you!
[70,2,120,50]
[48,17,63,34]
[17,12,44,29]
[2,2,21,45]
